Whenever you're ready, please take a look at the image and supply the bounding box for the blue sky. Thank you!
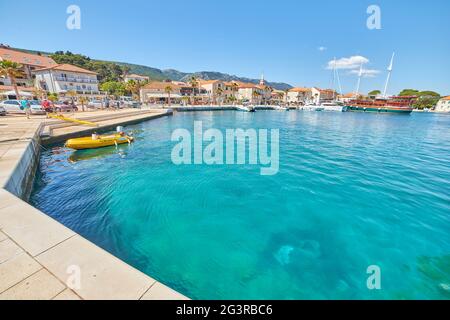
[1,0,449,94]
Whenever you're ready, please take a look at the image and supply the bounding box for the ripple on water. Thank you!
[30,111,450,299]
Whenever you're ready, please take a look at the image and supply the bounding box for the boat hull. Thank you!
[66,134,134,150]
[346,106,413,114]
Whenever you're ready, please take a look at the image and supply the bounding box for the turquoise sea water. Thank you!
[30,111,450,299]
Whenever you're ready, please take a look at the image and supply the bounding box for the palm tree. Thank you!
[67,90,77,105]
[189,76,199,105]
[284,89,290,105]
[164,85,173,106]
[78,96,89,112]
[0,60,25,100]
[216,87,223,106]
[276,92,284,104]
[252,90,260,105]
[126,79,144,103]
[32,87,46,100]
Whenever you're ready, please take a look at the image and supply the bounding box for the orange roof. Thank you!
[141,81,183,90]
[289,87,310,92]
[0,48,57,68]
[198,80,221,85]
[235,81,258,89]
[342,92,359,98]
[442,96,450,100]
[313,87,335,93]
[33,63,98,75]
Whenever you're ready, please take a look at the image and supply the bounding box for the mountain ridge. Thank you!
[10,47,292,90]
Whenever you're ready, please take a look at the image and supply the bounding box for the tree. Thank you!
[67,90,77,104]
[100,81,126,98]
[164,85,173,106]
[50,51,123,83]
[78,96,89,112]
[32,87,46,100]
[216,87,223,105]
[0,60,24,100]
[368,90,381,96]
[399,89,420,96]
[48,93,58,103]
[125,80,143,98]
[189,76,199,105]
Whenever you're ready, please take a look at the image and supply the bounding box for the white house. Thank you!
[311,87,336,104]
[287,87,312,104]
[199,80,225,104]
[34,64,100,96]
[236,82,264,104]
[435,96,450,112]
[124,74,150,83]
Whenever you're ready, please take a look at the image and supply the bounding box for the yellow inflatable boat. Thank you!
[66,133,134,150]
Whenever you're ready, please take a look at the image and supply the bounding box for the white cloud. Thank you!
[327,55,369,70]
[348,68,380,78]
[318,46,327,52]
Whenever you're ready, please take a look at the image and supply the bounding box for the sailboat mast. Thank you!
[355,63,363,94]
[383,52,395,98]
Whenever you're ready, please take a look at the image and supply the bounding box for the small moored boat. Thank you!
[66,132,134,150]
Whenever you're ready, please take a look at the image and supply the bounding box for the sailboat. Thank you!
[346,53,414,114]
[320,57,347,112]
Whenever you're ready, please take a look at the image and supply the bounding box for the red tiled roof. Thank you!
[33,63,98,75]
[0,48,56,68]
[289,87,310,92]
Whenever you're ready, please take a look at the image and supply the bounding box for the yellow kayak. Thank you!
[66,134,134,150]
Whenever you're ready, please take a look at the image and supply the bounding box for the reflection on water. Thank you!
[68,146,129,163]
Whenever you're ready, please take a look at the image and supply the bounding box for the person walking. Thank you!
[21,99,31,119]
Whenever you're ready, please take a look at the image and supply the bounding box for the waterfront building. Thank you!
[0,46,57,97]
[435,96,450,112]
[236,82,264,104]
[140,81,183,103]
[271,89,286,104]
[287,87,312,105]
[198,80,225,104]
[139,81,208,104]
[311,87,336,104]
[223,81,239,102]
[33,64,101,97]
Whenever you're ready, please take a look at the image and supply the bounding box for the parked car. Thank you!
[54,101,78,112]
[0,100,46,115]
[87,99,103,109]
[0,105,6,116]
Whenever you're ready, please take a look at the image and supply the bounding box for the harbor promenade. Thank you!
[0,108,188,300]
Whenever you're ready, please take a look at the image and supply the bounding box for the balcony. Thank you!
[54,76,99,84]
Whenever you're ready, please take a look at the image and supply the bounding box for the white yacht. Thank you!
[235,105,255,112]
[320,102,348,112]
